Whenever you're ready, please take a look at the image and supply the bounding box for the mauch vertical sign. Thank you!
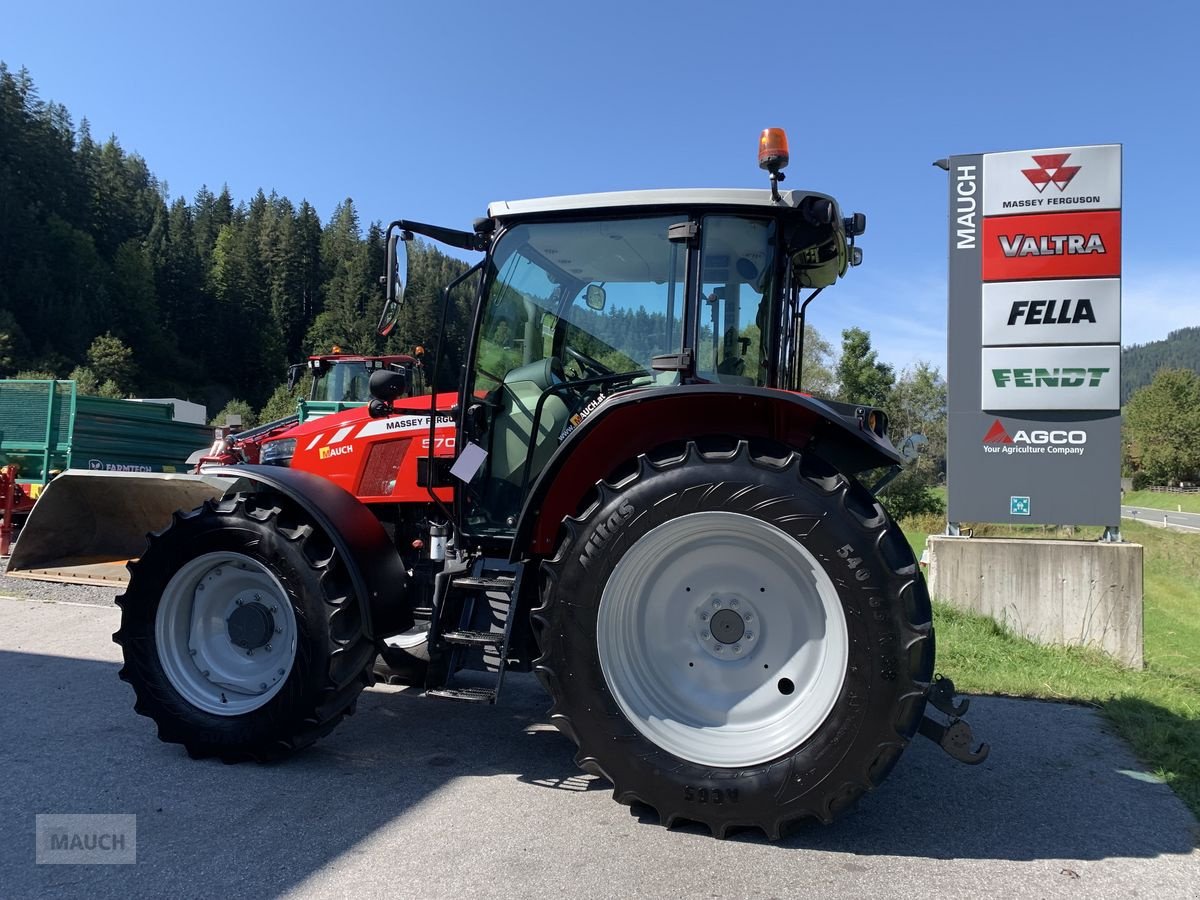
[945,144,1122,526]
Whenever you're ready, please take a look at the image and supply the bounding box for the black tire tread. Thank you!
[532,440,933,839]
[113,493,375,762]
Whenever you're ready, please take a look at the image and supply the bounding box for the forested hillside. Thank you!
[1123,327,1200,405]
[0,63,472,414]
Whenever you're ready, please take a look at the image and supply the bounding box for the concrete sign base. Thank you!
[926,536,1143,668]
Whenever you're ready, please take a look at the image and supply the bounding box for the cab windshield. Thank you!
[473,215,686,393]
[311,362,374,403]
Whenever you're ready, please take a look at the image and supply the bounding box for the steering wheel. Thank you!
[564,345,613,380]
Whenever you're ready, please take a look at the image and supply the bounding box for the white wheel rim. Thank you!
[155,552,298,716]
[597,511,848,767]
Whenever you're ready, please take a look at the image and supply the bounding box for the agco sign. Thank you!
[982,419,1087,457]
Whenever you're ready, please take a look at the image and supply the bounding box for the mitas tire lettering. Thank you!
[532,440,934,839]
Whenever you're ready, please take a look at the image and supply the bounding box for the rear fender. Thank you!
[512,385,900,558]
[206,465,410,639]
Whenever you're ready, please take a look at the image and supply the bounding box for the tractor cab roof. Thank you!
[487,188,841,220]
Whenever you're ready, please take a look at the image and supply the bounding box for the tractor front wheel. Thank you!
[114,493,376,760]
[534,441,933,838]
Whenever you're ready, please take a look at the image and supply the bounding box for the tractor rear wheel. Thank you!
[113,493,376,760]
[533,441,933,839]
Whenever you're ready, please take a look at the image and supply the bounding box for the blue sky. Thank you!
[4,1,1195,373]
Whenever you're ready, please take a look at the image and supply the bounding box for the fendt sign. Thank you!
[945,143,1122,526]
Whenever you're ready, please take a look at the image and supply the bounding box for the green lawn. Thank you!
[903,517,1200,818]
[1121,489,1200,514]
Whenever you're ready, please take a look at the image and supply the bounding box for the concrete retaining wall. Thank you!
[926,536,1143,668]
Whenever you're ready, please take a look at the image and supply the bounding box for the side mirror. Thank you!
[286,364,304,391]
[585,284,607,311]
[369,368,410,403]
[844,212,867,237]
[377,229,410,337]
[900,433,928,462]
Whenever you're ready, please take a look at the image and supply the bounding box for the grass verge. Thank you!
[903,516,1200,819]
[1121,489,1200,515]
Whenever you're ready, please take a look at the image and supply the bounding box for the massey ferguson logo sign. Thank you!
[982,144,1120,216]
[983,211,1120,280]
[1022,153,1081,193]
[982,419,1087,457]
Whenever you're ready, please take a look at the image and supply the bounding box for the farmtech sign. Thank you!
[944,144,1121,526]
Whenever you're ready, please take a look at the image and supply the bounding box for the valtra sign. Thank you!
[945,142,1121,526]
[982,210,1121,280]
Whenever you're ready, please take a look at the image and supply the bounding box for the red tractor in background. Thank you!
[196,350,425,468]
[11,129,985,839]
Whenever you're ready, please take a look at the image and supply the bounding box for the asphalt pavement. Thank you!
[1,592,1197,899]
[1121,505,1200,533]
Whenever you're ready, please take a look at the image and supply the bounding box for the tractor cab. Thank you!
[379,185,867,539]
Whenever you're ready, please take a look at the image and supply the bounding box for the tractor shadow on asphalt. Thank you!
[2,650,1195,898]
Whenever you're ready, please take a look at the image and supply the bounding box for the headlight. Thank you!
[260,438,296,466]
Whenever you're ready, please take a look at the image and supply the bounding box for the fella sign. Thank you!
[944,144,1122,526]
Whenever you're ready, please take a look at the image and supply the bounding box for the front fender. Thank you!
[207,465,409,639]
[512,384,900,558]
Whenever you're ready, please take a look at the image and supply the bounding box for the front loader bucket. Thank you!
[6,470,234,586]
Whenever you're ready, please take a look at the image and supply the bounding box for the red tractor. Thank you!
[11,130,984,838]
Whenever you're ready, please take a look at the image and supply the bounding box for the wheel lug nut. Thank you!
[699,612,708,621]
[712,599,721,608]
[269,606,277,613]
[265,643,272,652]
[733,645,741,653]
[746,631,754,640]
[278,669,285,676]
[236,598,243,606]
[701,632,710,640]
[259,682,267,690]
[714,645,723,653]
[246,649,254,656]
[275,626,283,634]
[254,593,262,602]
[745,612,753,620]
[730,599,739,608]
